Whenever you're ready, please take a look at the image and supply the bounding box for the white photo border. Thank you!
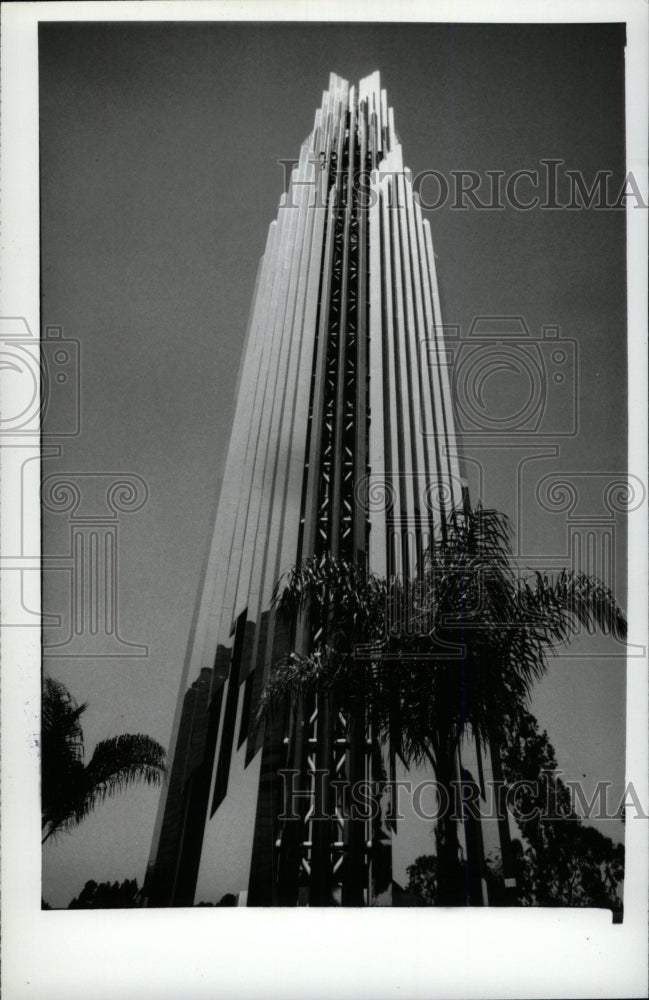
[1,2,647,998]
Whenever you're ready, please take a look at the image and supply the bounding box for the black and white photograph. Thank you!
[1,2,647,998]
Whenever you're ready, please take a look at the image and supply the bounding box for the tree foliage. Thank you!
[263,507,625,756]
[498,709,624,913]
[42,677,167,843]
[390,507,626,769]
[260,505,626,905]
[407,711,625,913]
[405,854,440,905]
[68,878,140,909]
[194,893,238,907]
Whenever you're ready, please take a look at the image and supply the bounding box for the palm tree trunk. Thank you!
[487,731,518,903]
[425,743,465,906]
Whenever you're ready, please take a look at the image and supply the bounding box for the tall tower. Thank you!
[146,72,498,907]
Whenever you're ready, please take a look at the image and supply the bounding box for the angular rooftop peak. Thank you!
[309,70,396,161]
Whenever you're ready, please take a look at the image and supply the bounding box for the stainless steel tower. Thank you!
[146,72,501,907]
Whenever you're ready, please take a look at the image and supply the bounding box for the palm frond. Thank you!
[517,569,627,646]
[41,677,89,835]
[42,676,87,765]
[260,504,627,807]
[256,647,341,723]
[272,551,387,641]
[42,677,167,843]
[84,734,167,800]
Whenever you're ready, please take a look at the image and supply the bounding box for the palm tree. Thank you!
[387,505,626,902]
[259,504,627,905]
[42,677,167,844]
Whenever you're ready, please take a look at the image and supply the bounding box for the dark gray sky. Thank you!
[40,21,628,907]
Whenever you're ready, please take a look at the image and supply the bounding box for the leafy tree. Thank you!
[68,878,140,909]
[405,854,440,904]
[260,505,626,905]
[498,709,624,914]
[389,507,625,902]
[42,677,167,844]
[407,711,624,915]
[194,893,238,906]
[216,892,238,906]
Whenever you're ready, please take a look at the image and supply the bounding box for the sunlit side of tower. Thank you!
[145,71,505,907]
